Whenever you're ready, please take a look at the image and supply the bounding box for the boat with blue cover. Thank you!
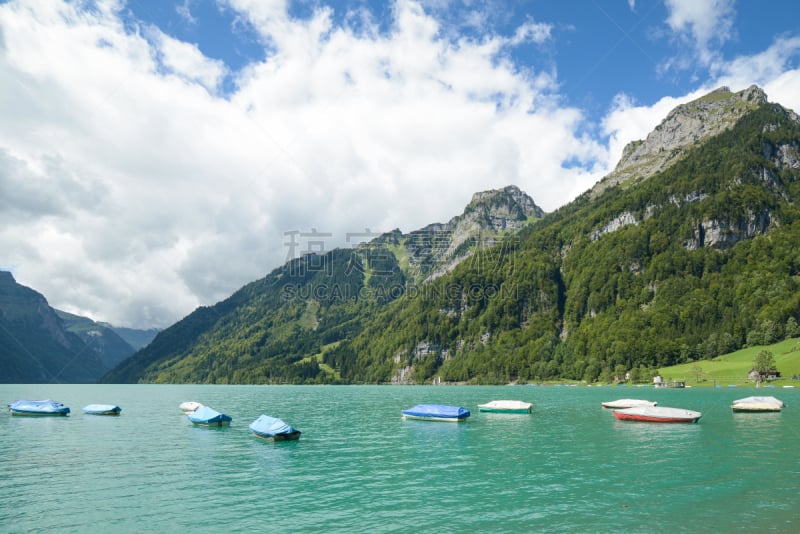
[82,404,121,415]
[8,399,70,416]
[187,405,232,426]
[401,404,470,422]
[249,414,301,441]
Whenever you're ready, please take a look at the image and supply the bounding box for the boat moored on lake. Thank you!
[477,400,532,413]
[188,406,232,427]
[601,399,657,409]
[401,404,470,422]
[179,401,203,414]
[613,406,702,423]
[8,399,70,416]
[249,414,301,441]
[82,404,121,415]
[731,396,784,412]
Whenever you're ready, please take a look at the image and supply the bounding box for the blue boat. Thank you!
[187,405,232,426]
[8,399,70,416]
[249,414,301,441]
[82,404,121,415]
[401,404,470,422]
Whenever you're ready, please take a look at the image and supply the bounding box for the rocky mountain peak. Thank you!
[593,85,769,195]
[374,185,543,283]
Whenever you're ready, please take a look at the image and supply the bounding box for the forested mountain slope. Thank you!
[104,85,800,385]
[101,187,542,383]
[326,87,800,384]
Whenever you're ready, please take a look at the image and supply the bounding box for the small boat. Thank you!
[249,414,301,441]
[601,398,657,409]
[731,396,784,412]
[401,404,470,422]
[179,401,203,414]
[477,400,532,413]
[82,404,121,415]
[8,399,70,416]
[613,406,702,423]
[187,405,232,427]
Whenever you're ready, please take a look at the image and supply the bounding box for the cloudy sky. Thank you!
[2,0,800,329]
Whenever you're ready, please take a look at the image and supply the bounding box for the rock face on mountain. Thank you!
[594,85,772,195]
[375,185,543,283]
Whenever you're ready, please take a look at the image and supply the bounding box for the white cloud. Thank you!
[663,0,735,67]
[0,0,597,328]
[176,0,197,25]
[712,35,800,113]
[149,28,227,91]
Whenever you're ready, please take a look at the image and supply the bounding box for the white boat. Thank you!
[614,406,702,423]
[179,401,203,414]
[731,396,784,412]
[601,398,657,409]
[477,400,532,413]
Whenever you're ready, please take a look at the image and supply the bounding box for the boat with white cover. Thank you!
[613,406,702,423]
[179,401,203,414]
[601,399,657,409]
[731,396,784,412]
[478,400,532,413]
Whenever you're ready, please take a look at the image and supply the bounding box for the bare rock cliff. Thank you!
[593,85,768,196]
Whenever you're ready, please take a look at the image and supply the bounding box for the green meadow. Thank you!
[656,338,800,387]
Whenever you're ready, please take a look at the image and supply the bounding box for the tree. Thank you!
[752,349,778,386]
[753,350,777,373]
[691,363,707,383]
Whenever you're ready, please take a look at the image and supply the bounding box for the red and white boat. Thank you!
[613,405,702,423]
[601,398,657,409]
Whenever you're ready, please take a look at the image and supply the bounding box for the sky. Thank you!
[1,0,800,329]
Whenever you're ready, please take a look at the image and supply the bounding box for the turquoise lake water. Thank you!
[1,384,799,533]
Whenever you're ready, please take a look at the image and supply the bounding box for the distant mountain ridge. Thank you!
[101,185,544,384]
[0,271,160,383]
[0,271,105,383]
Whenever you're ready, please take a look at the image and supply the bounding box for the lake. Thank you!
[1,384,799,532]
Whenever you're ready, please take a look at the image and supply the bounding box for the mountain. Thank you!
[110,326,160,351]
[328,85,800,384]
[100,186,543,383]
[0,271,107,383]
[104,84,800,385]
[375,185,543,284]
[54,310,138,370]
[594,85,771,195]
